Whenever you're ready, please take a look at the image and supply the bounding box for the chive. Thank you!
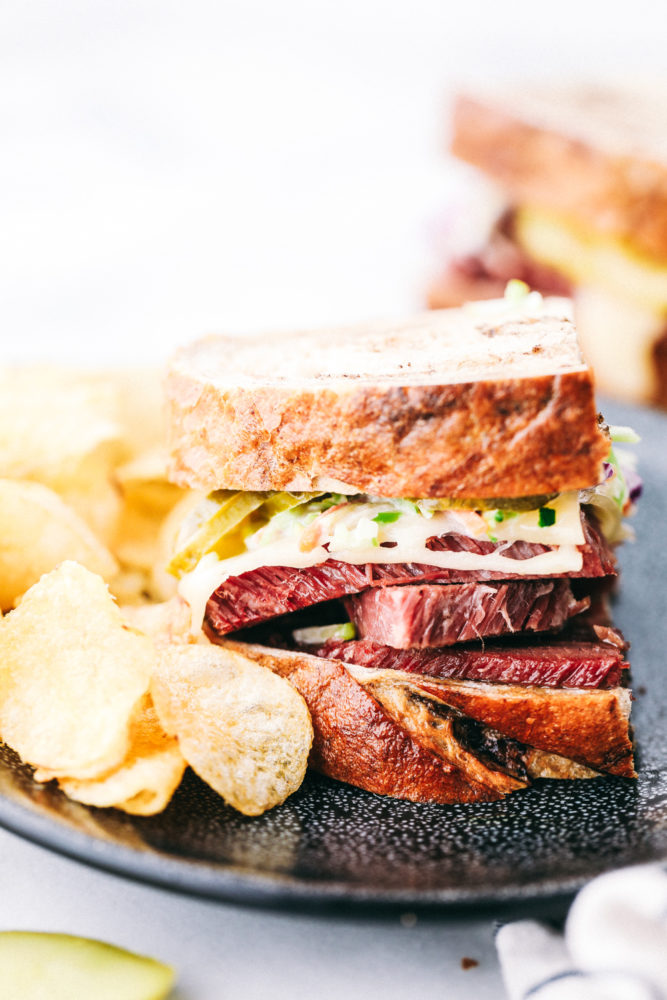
[494,510,505,523]
[488,534,498,544]
[538,507,556,527]
[373,511,402,523]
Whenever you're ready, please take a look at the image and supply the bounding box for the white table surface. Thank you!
[0,828,504,999]
[1,4,663,997]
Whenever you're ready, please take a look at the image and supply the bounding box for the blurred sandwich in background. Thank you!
[428,84,667,407]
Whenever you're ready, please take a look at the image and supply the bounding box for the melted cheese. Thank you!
[180,537,583,632]
[515,206,667,313]
[177,491,587,629]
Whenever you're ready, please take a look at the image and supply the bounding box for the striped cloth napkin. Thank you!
[496,864,667,999]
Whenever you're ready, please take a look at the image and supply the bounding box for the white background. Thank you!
[3,0,666,364]
[0,3,665,997]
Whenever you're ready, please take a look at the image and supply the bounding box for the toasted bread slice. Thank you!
[219,639,632,804]
[220,638,509,803]
[167,303,608,498]
[350,667,635,778]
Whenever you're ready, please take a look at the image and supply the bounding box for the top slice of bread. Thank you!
[166,298,609,498]
[452,84,667,262]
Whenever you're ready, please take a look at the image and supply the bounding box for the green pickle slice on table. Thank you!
[0,931,174,1000]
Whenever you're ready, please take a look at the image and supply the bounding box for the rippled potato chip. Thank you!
[151,644,313,815]
[0,562,152,779]
[0,479,118,611]
[58,697,186,816]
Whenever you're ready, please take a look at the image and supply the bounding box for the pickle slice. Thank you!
[168,490,323,576]
[167,490,263,575]
[0,932,174,1000]
[430,494,558,512]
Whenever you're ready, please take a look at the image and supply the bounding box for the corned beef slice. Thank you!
[345,580,588,648]
[308,638,626,689]
[204,511,615,636]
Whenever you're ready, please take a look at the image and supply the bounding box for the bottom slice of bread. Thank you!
[218,639,635,804]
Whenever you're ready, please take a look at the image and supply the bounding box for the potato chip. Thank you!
[0,562,153,779]
[115,450,184,516]
[0,366,130,545]
[113,506,162,575]
[108,568,152,606]
[0,479,118,611]
[0,366,172,549]
[58,697,186,816]
[150,491,203,601]
[120,598,193,646]
[60,467,123,546]
[151,644,313,815]
[114,450,184,568]
[0,366,126,492]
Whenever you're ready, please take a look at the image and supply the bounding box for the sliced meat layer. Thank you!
[345,579,588,649]
[205,510,615,637]
[304,638,626,689]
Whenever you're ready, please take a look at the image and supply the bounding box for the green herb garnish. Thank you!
[538,507,556,527]
[373,511,402,524]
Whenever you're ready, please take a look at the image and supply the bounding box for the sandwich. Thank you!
[428,83,667,406]
[164,293,639,804]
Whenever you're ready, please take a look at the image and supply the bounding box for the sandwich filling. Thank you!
[171,430,638,665]
[431,198,667,403]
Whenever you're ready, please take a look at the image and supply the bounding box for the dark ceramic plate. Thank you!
[0,401,665,917]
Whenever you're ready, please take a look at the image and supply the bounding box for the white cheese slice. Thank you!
[179,539,583,632]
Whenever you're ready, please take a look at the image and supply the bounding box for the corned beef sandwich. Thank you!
[165,293,639,804]
[428,84,667,407]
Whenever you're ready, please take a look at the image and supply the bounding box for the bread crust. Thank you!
[453,92,667,263]
[220,639,504,803]
[167,356,608,498]
[219,640,634,804]
[363,670,635,778]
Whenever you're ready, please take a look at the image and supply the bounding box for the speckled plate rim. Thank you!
[0,784,663,919]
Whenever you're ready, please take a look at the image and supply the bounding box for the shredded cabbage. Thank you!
[292,623,356,645]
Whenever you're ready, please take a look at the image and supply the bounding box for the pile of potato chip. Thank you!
[0,367,313,817]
